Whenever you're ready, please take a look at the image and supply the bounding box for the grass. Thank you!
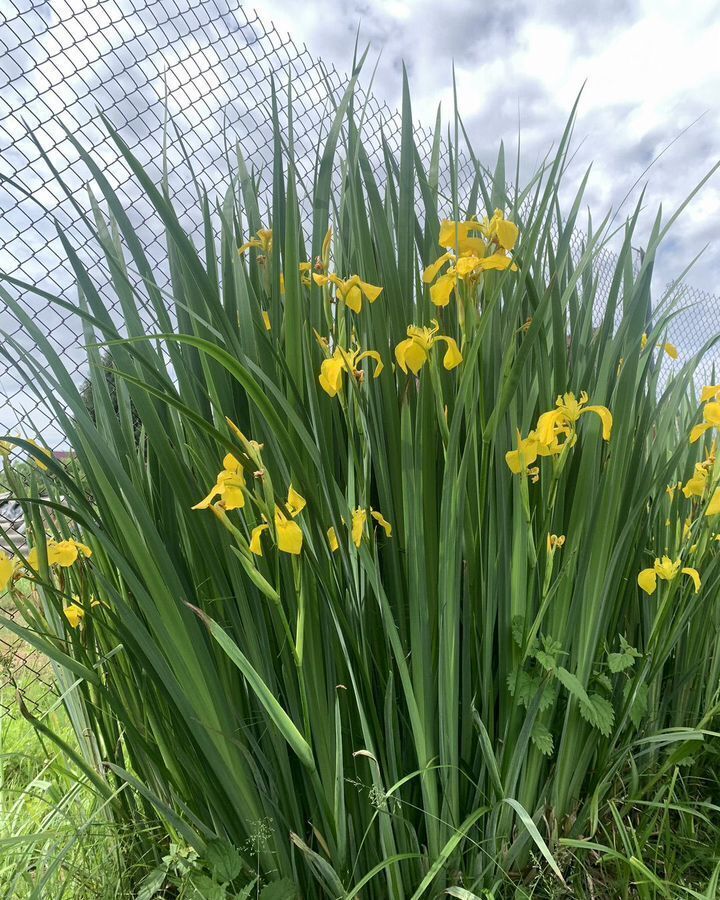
[1,62,720,897]
[0,671,150,899]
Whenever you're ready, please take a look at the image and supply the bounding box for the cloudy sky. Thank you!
[256,0,720,294]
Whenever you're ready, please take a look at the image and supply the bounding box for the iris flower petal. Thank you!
[637,569,657,595]
[682,567,701,593]
[249,524,270,556]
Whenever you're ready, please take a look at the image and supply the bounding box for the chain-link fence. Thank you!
[0,1,718,712]
[0,0,443,713]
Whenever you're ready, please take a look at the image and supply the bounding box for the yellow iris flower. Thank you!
[682,464,709,498]
[63,596,101,630]
[705,489,720,517]
[504,427,566,478]
[26,539,92,571]
[318,344,384,398]
[299,261,313,287]
[0,550,15,590]
[701,385,720,403]
[193,454,246,511]
[637,556,701,595]
[327,527,339,552]
[395,320,463,375]
[641,333,678,359]
[536,392,612,446]
[478,209,520,251]
[422,214,519,307]
[690,401,720,444]
[506,394,606,480]
[350,507,392,548]
[312,273,383,314]
[423,255,459,308]
[505,430,541,475]
[423,254,518,307]
[250,485,306,556]
[64,603,85,628]
[438,220,487,256]
[26,438,53,470]
[238,228,273,255]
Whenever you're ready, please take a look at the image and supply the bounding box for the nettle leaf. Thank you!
[593,672,613,693]
[608,636,641,673]
[555,666,591,706]
[534,649,557,672]
[607,651,636,673]
[511,615,525,648]
[507,669,533,705]
[623,680,649,729]
[259,878,298,899]
[579,693,615,737]
[136,866,168,900]
[532,633,563,668]
[538,684,556,712]
[620,635,641,656]
[205,838,243,883]
[507,670,555,711]
[531,721,554,756]
[188,874,227,900]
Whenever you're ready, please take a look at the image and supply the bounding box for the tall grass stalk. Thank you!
[2,66,720,896]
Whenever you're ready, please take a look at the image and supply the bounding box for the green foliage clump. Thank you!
[3,63,720,898]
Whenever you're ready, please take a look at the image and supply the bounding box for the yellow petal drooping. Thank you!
[505,431,539,475]
[682,567,701,593]
[275,512,303,555]
[370,509,392,538]
[706,488,720,517]
[438,336,463,371]
[344,283,363,313]
[395,338,428,375]
[637,568,657,595]
[64,603,85,628]
[351,508,367,548]
[249,523,269,556]
[0,551,14,590]
[49,540,80,567]
[395,323,462,375]
[422,252,455,284]
[429,272,457,307]
[690,401,720,444]
[438,220,486,257]
[26,438,52,470]
[493,217,519,251]
[286,486,306,517]
[318,344,383,397]
[683,465,708,498]
[476,253,517,272]
[193,456,246,510]
[319,355,345,397]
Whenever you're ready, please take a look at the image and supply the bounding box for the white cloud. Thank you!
[255,0,720,294]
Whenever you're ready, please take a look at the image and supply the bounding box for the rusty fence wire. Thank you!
[0,1,717,713]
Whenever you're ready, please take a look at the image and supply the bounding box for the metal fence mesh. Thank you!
[0,1,718,711]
